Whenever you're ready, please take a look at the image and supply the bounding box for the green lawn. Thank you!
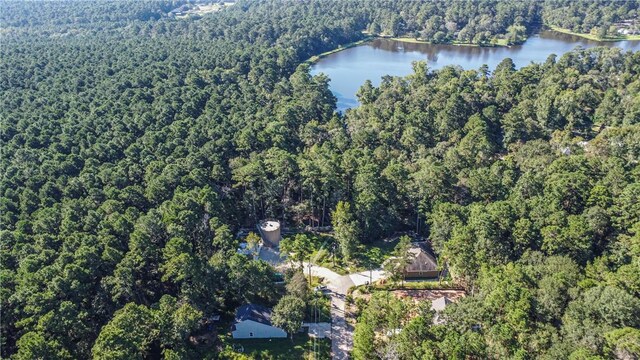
[219,334,330,360]
[492,38,510,46]
[292,232,403,275]
[304,37,375,64]
[549,26,640,41]
[315,257,351,275]
[313,237,398,274]
[353,237,400,272]
[391,36,512,47]
[389,37,430,44]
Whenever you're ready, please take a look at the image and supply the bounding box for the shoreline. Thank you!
[304,36,375,64]
[303,34,510,64]
[305,28,640,65]
[548,25,640,42]
[304,34,516,64]
[389,36,511,47]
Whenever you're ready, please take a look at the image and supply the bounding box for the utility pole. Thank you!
[332,243,337,267]
[313,295,318,359]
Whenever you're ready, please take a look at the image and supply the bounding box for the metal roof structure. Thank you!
[431,296,452,312]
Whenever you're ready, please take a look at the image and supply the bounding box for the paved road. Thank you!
[301,262,386,359]
[329,291,352,360]
[349,269,386,287]
[303,322,331,338]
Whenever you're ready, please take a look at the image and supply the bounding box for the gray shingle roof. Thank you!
[235,304,274,326]
[405,243,438,272]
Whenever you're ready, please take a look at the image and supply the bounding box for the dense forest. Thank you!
[363,0,640,43]
[1,0,640,359]
[543,0,640,34]
[351,51,640,359]
[3,1,639,43]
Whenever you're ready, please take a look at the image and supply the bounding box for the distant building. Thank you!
[404,243,439,279]
[169,4,190,16]
[231,304,287,339]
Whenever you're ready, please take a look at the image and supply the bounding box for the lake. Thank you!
[310,30,640,112]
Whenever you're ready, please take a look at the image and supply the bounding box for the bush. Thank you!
[314,248,329,263]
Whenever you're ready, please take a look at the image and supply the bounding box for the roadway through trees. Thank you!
[299,262,386,359]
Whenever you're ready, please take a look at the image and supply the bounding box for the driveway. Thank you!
[329,291,352,360]
[300,262,385,359]
[302,262,343,283]
[349,269,386,287]
[304,322,331,339]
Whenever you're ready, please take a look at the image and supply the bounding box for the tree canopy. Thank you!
[2,0,640,358]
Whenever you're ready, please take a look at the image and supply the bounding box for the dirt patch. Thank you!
[354,289,466,303]
[392,289,466,304]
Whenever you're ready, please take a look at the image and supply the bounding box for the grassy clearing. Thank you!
[549,26,640,42]
[314,256,350,275]
[219,334,331,359]
[391,36,512,47]
[304,37,375,64]
[492,38,510,46]
[358,238,398,267]
[321,263,351,275]
[312,237,399,274]
[389,37,431,44]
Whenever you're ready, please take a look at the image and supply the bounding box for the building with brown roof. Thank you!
[404,243,439,279]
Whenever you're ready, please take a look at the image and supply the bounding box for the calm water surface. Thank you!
[311,30,640,112]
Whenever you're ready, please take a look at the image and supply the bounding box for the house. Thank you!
[231,304,287,339]
[404,243,439,279]
[169,4,190,16]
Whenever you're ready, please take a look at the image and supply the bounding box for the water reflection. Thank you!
[370,38,511,63]
[312,30,640,112]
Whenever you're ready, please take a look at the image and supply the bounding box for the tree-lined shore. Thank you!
[2,1,640,359]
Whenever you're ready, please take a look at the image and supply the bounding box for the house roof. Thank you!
[405,243,438,272]
[235,304,274,326]
[431,296,452,312]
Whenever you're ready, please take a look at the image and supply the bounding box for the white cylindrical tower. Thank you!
[258,220,281,248]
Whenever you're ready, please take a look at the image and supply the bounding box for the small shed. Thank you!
[431,296,452,312]
[231,304,287,339]
[431,296,452,324]
[404,243,439,279]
